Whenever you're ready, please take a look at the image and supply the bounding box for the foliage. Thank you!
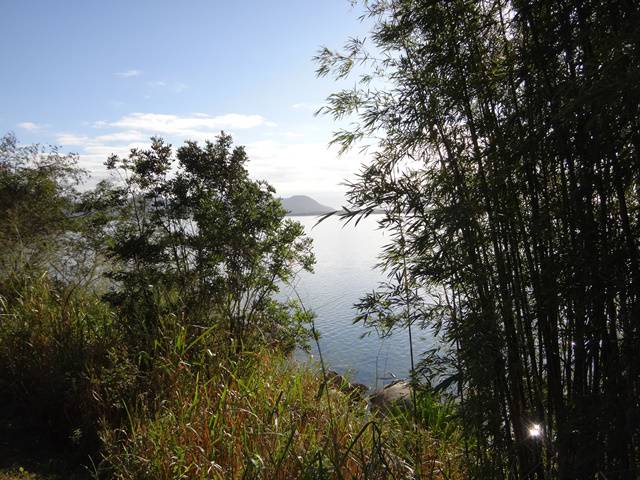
[99,348,466,480]
[85,133,315,353]
[0,133,94,284]
[0,131,470,479]
[0,270,127,458]
[317,0,640,477]
[0,132,316,473]
[0,133,121,458]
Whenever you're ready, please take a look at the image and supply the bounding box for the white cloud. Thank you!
[174,82,189,93]
[245,140,364,204]
[17,122,42,130]
[53,111,368,204]
[56,133,91,145]
[55,111,277,186]
[59,112,272,152]
[95,130,146,143]
[56,130,145,146]
[283,131,304,138]
[147,80,188,93]
[107,112,270,138]
[291,102,323,112]
[115,69,142,78]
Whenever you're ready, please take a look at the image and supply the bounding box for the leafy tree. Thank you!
[317,0,640,477]
[88,133,315,352]
[0,133,93,286]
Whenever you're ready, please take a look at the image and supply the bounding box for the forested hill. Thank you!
[280,195,334,215]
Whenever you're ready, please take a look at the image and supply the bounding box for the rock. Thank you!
[345,382,369,398]
[368,380,413,413]
[325,370,369,400]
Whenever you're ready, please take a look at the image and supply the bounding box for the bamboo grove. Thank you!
[317,0,640,477]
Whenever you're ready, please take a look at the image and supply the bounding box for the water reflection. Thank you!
[280,215,434,388]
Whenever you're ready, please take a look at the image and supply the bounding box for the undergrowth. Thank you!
[0,272,125,460]
[0,270,466,479]
[99,351,466,479]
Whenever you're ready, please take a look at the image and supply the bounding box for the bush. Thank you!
[0,271,128,457]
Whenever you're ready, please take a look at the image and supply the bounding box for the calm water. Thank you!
[281,215,434,389]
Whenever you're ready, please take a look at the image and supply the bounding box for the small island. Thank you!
[280,195,335,216]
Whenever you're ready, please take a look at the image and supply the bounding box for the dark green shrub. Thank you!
[0,272,128,457]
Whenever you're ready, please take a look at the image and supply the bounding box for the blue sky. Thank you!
[0,0,371,206]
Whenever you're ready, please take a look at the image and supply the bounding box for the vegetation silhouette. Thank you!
[317,0,640,477]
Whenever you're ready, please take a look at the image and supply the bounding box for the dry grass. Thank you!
[99,351,466,479]
[0,274,467,479]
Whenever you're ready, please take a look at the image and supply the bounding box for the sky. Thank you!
[0,0,373,207]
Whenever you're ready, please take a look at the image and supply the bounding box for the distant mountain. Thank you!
[280,195,335,216]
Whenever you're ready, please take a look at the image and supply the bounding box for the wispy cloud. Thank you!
[114,69,142,78]
[57,131,147,145]
[174,82,189,93]
[17,121,42,130]
[291,102,323,112]
[56,133,91,145]
[106,112,271,137]
[55,112,276,181]
[147,80,189,93]
[54,112,362,203]
[94,131,146,143]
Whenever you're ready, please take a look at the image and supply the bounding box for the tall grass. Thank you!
[99,348,466,479]
[0,271,467,479]
[0,271,126,458]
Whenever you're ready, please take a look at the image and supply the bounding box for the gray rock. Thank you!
[325,370,369,400]
[368,380,413,412]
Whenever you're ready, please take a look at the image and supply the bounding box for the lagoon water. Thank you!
[281,215,434,389]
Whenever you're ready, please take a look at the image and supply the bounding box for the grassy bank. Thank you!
[100,353,465,479]
[0,272,466,479]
